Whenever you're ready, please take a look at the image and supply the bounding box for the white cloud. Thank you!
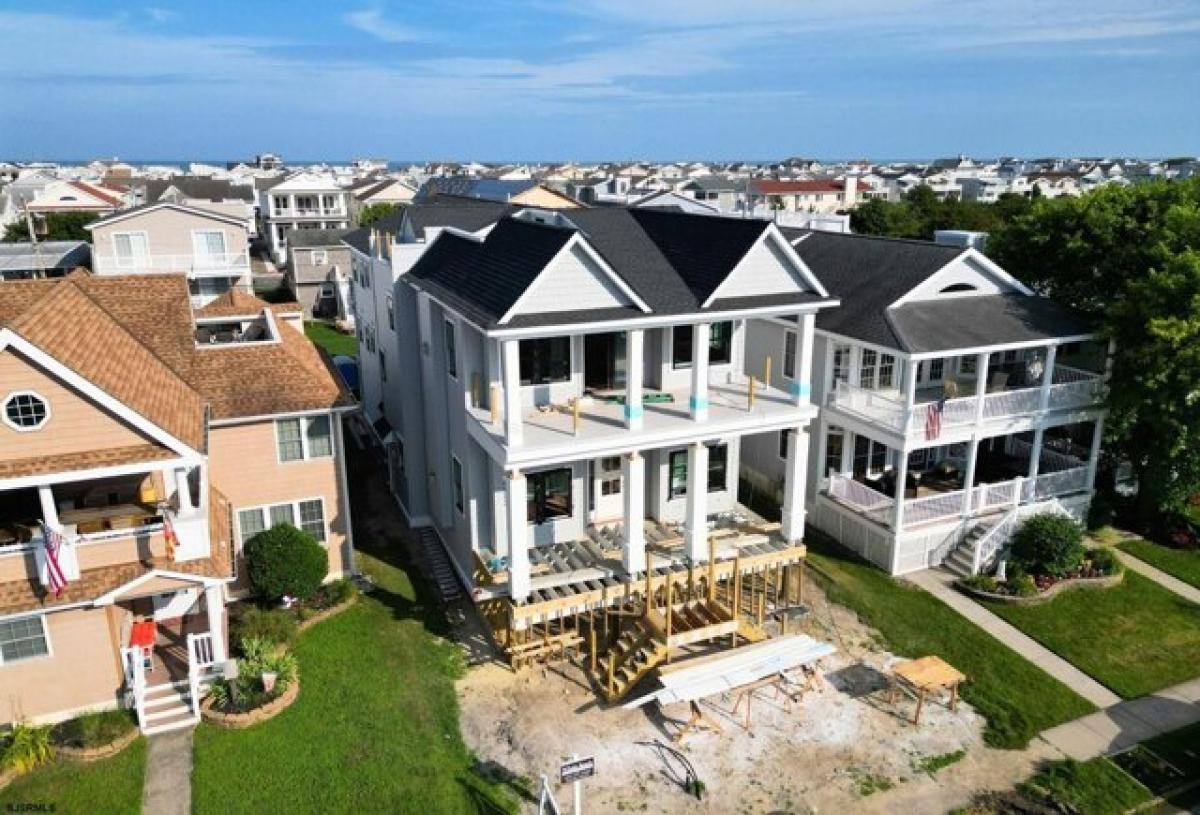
[144,7,175,24]
[343,6,424,43]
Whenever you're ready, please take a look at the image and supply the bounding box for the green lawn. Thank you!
[0,737,146,815]
[805,535,1095,749]
[191,546,517,814]
[1120,539,1200,589]
[304,320,358,357]
[1019,721,1200,814]
[982,571,1200,698]
[1022,756,1152,815]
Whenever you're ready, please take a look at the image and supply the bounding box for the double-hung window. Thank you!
[0,615,50,665]
[668,450,689,498]
[276,415,333,462]
[667,445,727,497]
[707,444,728,492]
[859,349,878,390]
[444,320,458,379]
[237,498,328,545]
[783,331,797,379]
[832,344,852,384]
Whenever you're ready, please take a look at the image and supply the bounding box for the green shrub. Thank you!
[1,724,53,774]
[240,637,298,691]
[52,710,134,749]
[244,523,328,601]
[962,574,998,593]
[323,577,357,606]
[1088,547,1122,575]
[234,607,297,649]
[1011,514,1085,577]
[1010,574,1038,597]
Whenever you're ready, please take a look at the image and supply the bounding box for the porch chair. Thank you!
[987,371,1010,392]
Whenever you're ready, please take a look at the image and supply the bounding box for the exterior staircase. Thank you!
[944,521,992,578]
[591,618,668,703]
[416,527,463,602]
[141,681,200,736]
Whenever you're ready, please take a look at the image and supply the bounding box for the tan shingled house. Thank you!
[0,274,355,734]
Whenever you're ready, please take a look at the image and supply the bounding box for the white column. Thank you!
[892,447,910,531]
[839,429,854,475]
[1038,345,1058,413]
[685,442,709,561]
[690,322,710,421]
[625,329,644,430]
[486,338,503,425]
[902,358,919,438]
[204,584,228,663]
[961,437,980,518]
[1086,416,1106,492]
[501,339,523,447]
[793,313,815,406]
[38,485,58,527]
[972,351,990,424]
[506,470,530,601]
[781,427,810,543]
[175,468,194,512]
[622,452,646,574]
[1028,428,1045,480]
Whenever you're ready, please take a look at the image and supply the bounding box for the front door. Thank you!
[590,456,623,523]
[584,332,627,392]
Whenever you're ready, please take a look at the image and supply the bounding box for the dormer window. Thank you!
[3,392,49,431]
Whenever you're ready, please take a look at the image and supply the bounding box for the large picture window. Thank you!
[519,337,571,385]
[707,444,728,492]
[527,468,572,524]
[672,322,732,368]
[238,498,328,545]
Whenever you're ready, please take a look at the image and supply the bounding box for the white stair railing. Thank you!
[121,646,147,729]
[971,507,1020,575]
[186,632,216,717]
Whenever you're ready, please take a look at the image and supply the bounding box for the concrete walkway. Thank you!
[1110,547,1200,605]
[142,728,194,815]
[906,569,1122,708]
[1041,678,1200,760]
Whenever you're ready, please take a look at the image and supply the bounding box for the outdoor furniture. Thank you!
[943,378,960,399]
[987,372,1010,392]
[889,655,966,724]
[129,620,157,673]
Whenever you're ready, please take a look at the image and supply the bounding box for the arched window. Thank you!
[940,283,977,293]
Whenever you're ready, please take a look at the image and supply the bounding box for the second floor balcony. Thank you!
[828,362,1104,443]
[95,251,251,278]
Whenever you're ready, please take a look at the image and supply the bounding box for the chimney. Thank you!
[842,176,857,205]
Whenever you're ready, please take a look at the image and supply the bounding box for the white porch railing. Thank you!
[1029,466,1090,500]
[96,252,250,276]
[829,368,1104,438]
[121,646,148,729]
[187,632,216,717]
[903,490,972,527]
[827,474,894,524]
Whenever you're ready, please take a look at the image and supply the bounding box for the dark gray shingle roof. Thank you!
[887,294,1094,353]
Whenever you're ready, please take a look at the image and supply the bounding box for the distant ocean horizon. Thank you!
[23,156,995,169]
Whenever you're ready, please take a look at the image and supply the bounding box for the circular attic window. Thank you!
[3,392,50,431]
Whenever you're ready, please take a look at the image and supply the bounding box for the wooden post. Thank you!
[572,397,581,436]
[665,574,673,638]
[731,554,741,647]
[764,356,772,390]
[608,653,616,694]
[757,571,766,626]
[589,626,597,674]
[799,559,805,605]
[708,537,716,603]
[602,586,610,643]
[687,563,695,602]
[645,550,654,616]
[747,376,757,411]
[489,384,501,425]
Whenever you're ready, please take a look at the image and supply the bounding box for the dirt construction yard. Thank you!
[456,573,1057,814]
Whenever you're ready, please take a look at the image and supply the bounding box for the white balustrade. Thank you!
[902,490,966,526]
[828,474,894,525]
[1032,466,1089,499]
[831,381,907,432]
[97,252,250,276]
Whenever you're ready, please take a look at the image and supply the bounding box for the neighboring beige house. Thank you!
[24,180,127,216]
[347,177,417,222]
[284,229,354,319]
[86,202,253,307]
[138,177,258,237]
[0,274,355,733]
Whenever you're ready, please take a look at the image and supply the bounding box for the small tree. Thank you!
[244,523,328,601]
[1010,514,1085,577]
[359,202,401,227]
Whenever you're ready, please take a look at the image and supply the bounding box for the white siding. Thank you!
[902,255,1011,303]
[716,234,812,299]
[510,244,633,317]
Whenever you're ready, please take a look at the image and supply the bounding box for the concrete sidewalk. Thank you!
[1041,678,1200,760]
[906,570,1122,708]
[143,728,194,815]
[1110,547,1200,605]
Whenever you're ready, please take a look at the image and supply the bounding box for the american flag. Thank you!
[163,512,179,561]
[925,398,945,441]
[40,523,70,597]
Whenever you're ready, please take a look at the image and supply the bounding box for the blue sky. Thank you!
[0,1,1197,161]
